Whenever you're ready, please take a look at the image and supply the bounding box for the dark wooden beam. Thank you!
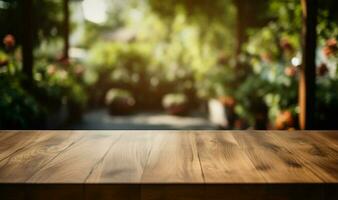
[63,0,70,60]
[22,0,33,82]
[299,0,318,130]
[234,0,246,64]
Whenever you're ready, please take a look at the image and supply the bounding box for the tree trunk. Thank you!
[234,0,246,65]
[63,0,70,60]
[22,0,33,82]
[299,0,317,130]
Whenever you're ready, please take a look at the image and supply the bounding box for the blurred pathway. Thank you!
[68,109,217,130]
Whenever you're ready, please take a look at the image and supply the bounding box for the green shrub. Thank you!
[105,88,135,115]
[0,74,43,129]
[162,93,187,108]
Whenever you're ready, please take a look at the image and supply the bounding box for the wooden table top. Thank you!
[0,131,337,184]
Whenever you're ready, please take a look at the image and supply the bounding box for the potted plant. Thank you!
[162,93,189,116]
[105,89,135,115]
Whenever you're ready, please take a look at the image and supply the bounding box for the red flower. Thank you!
[275,110,294,130]
[322,46,332,57]
[326,38,337,49]
[284,66,297,77]
[323,38,338,58]
[219,96,236,108]
[3,34,15,49]
[280,38,294,53]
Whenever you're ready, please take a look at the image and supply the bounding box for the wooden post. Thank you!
[234,0,246,64]
[299,0,317,130]
[63,0,70,60]
[22,0,33,82]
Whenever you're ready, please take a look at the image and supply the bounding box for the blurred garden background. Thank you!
[0,0,337,130]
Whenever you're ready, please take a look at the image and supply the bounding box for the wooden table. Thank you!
[0,131,337,200]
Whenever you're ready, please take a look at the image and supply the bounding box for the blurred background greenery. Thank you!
[0,0,337,130]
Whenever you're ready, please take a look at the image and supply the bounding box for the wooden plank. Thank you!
[141,132,204,183]
[0,131,18,141]
[314,131,338,142]
[269,131,338,182]
[27,132,121,183]
[308,131,338,148]
[22,0,33,81]
[0,131,47,162]
[196,132,265,183]
[0,131,83,182]
[85,132,153,183]
[299,0,318,130]
[62,0,70,60]
[233,132,322,182]
[0,130,336,186]
[266,131,337,149]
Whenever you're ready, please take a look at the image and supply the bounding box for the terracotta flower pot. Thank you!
[165,104,188,116]
[275,110,294,130]
[218,96,236,108]
[108,98,135,115]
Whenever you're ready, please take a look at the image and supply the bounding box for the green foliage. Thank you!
[105,88,135,115]
[241,0,338,128]
[0,0,63,46]
[239,0,302,127]
[196,64,237,99]
[84,1,236,108]
[87,41,150,85]
[2,0,337,129]
[148,0,234,22]
[34,60,88,111]
[105,88,134,105]
[162,93,188,109]
[0,73,43,129]
[0,43,87,128]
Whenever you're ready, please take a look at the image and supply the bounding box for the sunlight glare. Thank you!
[82,0,107,24]
[291,57,301,66]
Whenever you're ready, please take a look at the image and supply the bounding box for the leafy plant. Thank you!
[162,93,188,115]
[105,88,135,115]
[0,73,43,129]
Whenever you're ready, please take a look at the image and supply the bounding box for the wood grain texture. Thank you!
[0,131,82,182]
[307,131,338,148]
[141,132,204,183]
[196,132,265,183]
[268,131,338,182]
[0,131,337,184]
[27,131,121,183]
[0,131,18,141]
[0,130,337,200]
[85,132,153,183]
[232,131,323,182]
[0,131,44,161]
